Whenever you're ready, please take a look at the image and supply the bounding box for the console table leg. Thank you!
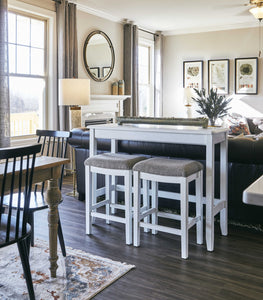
[220,137,228,236]
[45,179,61,278]
[206,137,215,252]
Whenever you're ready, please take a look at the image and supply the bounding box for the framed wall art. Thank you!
[208,59,229,94]
[183,60,203,89]
[102,66,111,77]
[89,67,100,78]
[235,57,258,95]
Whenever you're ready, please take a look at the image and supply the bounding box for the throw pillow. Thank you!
[227,113,251,136]
[246,118,263,134]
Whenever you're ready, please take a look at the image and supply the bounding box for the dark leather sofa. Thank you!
[69,128,263,225]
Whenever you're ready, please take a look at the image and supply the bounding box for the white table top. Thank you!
[243,175,263,206]
[88,123,228,134]
[88,123,228,146]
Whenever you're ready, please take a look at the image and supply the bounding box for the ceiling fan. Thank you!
[246,0,263,19]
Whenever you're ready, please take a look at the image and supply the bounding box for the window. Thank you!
[8,11,46,137]
[138,38,154,117]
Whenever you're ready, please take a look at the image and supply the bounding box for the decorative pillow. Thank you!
[227,113,251,136]
[246,118,263,134]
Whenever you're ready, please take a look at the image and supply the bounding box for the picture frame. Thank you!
[235,57,258,94]
[208,59,229,94]
[183,60,203,89]
[89,67,100,78]
[102,66,111,77]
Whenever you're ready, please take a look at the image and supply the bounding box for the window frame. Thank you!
[8,10,47,137]
[8,0,56,145]
[138,37,155,117]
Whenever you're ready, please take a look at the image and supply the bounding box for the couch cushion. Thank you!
[247,118,263,135]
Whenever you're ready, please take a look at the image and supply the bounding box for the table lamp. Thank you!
[183,87,194,118]
[59,78,90,198]
[59,78,90,129]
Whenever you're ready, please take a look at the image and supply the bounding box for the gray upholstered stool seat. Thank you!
[133,157,204,259]
[133,157,203,177]
[85,153,146,245]
[85,153,146,170]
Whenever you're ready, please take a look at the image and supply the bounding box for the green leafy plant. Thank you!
[192,88,232,126]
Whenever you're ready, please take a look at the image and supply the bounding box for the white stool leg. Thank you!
[143,179,150,233]
[152,180,158,235]
[196,171,203,245]
[105,175,111,225]
[181,178,189,259]
[85,165,92,234]
[111,175,116,214]
[91,171,96,224]
[124,170,132,245]
[133,170,141,247]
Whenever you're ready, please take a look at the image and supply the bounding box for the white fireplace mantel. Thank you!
[81,95,131,125]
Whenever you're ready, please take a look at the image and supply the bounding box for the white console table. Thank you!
[81,95,130,125]
[88,123,229,252]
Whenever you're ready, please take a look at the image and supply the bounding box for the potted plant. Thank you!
[192,88,232,126]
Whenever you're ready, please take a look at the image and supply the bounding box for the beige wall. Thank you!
[163,27,263,118]
[77,10,123,95]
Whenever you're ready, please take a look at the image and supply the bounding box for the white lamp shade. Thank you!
[249,6,263,19]
[59,78,90,106]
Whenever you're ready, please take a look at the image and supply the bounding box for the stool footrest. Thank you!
[91,212,126,224]
[188,216,201,229]
[158,211,181,220]
[214,200,227,216]
[140,222,181,236]
[140,208,157,219]
[91,199,110,210]
[110,203,125,210]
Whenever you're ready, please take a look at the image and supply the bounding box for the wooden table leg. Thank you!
[44,178,61,278]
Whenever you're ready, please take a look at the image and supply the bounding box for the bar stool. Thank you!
[133,157,203,259]
[84,152,146,245]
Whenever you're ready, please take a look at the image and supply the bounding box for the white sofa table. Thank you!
[88,123,229,252]
[243,175,263,207]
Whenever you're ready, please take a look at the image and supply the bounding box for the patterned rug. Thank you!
[0,240,135,299]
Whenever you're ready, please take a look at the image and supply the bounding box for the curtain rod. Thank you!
[138,28,156,36]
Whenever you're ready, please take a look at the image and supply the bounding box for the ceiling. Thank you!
[76,0,261,35]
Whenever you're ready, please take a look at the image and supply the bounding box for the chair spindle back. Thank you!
[0,144,41,245]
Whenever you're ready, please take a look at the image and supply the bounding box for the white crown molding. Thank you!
[163,21,258,36]
[77,3,121,23]
[76,2,258,36]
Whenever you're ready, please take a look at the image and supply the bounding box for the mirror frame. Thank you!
[83,30,115,82]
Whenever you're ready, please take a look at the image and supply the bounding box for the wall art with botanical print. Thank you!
[208,59,229,94]
[183,60,203,89]
[235,57,258,94]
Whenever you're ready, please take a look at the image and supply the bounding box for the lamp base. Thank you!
[185,105,193,118]
[69,106,81,130]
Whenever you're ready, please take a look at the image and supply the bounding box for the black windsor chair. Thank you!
[0,143,42,300]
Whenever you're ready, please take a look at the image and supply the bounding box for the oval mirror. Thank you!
[83,30,115,82]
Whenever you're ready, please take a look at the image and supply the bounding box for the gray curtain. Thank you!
[0,0,10,147]
[123,23,138,116]
[154,32,163,117]
[56,0,78,130]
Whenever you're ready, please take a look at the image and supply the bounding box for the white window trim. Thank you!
[138,37,155,117]
[8,0,57,146]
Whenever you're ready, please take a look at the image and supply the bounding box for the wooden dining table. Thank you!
[0,155,69,278]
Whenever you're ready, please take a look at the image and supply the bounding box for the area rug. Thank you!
[0,239,135,299]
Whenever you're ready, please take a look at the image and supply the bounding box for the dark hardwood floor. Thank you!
[34,176,263,300]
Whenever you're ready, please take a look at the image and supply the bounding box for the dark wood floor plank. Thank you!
[33,177,263,300]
